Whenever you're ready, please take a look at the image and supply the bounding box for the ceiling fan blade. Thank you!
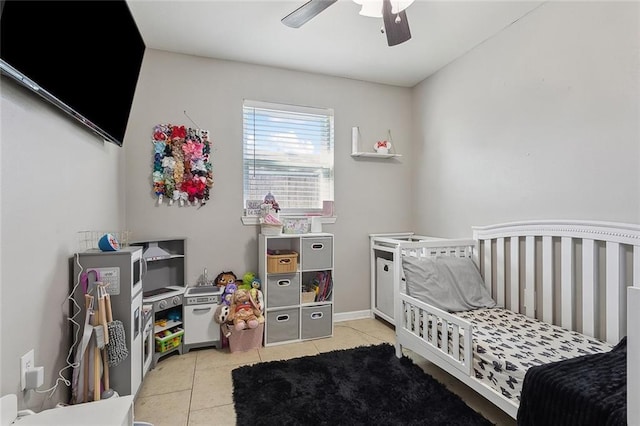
[282,0,338,28]
[382,0,412,46]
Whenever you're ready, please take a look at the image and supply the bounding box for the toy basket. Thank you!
[155,328,184,353]
[229,323,264,353]
[261,224,282,236]
[267,251,298,273]
[301,291,316,303]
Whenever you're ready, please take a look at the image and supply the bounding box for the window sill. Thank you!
[241,216,337,226]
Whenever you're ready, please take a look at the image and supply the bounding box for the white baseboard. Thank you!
[334,310,373,322]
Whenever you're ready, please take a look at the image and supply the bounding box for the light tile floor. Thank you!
[134,318,516,426]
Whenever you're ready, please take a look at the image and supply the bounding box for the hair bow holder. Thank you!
[151,123,214,207]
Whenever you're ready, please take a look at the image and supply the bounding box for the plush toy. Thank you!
[214,304,230,324]
[215,271,237,289]
[227,288,263,330]
[240,272,255,291]
[263,191,280,213]
[249,278,264,313]
[221,282,237,306]
[213,304,233,338]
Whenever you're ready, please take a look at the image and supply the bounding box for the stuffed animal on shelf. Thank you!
[263,191,280,213]
[221,282,237,306]
[228,288,263,330]
[215,271,237,288]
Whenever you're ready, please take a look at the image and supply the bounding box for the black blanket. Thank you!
[517,337,627,426]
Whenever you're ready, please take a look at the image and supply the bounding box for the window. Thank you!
[243,100,334,216]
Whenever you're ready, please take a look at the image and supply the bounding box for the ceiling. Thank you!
[127,0,544,88]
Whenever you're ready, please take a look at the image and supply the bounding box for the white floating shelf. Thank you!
[350,152,402,159]
[351,126,401,159]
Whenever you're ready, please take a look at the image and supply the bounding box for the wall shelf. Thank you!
[351,152,402,159]
[351,126,401,159]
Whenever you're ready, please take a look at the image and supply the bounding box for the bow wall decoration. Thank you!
[151,124,214,206]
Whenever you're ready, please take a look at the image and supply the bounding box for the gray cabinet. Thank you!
[259,233,334,346]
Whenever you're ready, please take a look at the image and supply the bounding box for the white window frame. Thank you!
[241,99,335,225]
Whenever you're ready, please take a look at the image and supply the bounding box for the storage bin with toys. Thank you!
[155,328,184,353]
[213,270,265,352]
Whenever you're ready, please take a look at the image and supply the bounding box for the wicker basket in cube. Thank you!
[301,291,316,303]
[267,251,298,273]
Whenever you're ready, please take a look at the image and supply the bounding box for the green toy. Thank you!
[241,272,255,290]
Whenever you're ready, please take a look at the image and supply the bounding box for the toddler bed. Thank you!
[387,220,639,423]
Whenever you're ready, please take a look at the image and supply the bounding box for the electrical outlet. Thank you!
[20,349,34,391]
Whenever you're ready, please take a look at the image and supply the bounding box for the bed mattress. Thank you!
[453,308,613,403]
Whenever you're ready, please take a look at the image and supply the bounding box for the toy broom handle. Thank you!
[105,293,114,323]
[102,348,110,390]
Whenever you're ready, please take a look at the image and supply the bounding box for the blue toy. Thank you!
[249,277,264,313]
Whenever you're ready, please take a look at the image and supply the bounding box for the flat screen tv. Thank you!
[0,0,146,147]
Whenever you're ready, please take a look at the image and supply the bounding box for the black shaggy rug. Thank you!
[232,343,493,426]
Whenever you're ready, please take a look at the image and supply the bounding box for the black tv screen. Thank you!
[0,0,145,146]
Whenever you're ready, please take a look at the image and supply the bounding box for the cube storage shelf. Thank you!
[259,233,334,346]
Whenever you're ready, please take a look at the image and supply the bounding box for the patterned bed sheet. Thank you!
[451,308,613,403]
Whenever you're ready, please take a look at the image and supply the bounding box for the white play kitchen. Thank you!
[130,238,223,367]
[71,236,224,403]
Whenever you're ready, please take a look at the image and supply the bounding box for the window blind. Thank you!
[243,100,334,213]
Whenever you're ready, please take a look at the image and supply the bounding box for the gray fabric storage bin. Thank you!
[301,237,333,270]
[301,305,332,339]
[266,308,300,344]
[266,274,300,308]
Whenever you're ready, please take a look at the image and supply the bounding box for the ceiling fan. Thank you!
[282,0,413,47]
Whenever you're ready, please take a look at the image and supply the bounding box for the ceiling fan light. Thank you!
[353,0,414,18]
[392,0,415,14]
[357,2,382,18]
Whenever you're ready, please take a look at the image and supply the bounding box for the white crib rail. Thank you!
[472,220,640,345]
[393,239,477,376]
[396,291,474,375]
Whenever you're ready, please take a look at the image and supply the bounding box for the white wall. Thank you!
[0,79,126,409]
[124,50,414,315]
[412,1,640,237]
